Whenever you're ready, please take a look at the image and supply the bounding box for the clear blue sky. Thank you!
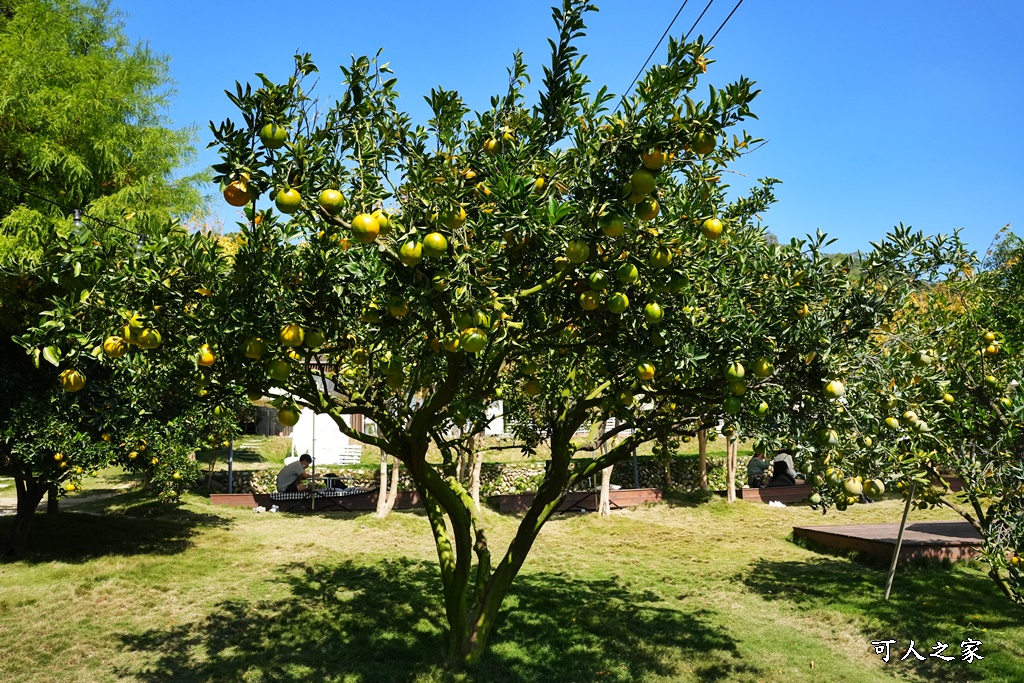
[114,0,1023,256]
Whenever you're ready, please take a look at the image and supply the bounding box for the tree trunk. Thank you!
[375,449,389,517]
[697,429,708,490]
[725,436,737,503]
[47,484,58,514]
[598,465,612,515]
[3,475,46,560]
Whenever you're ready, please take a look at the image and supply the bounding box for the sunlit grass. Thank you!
[1,488,1021,682]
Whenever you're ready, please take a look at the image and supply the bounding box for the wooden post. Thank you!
[598,466,612,516]
[467,434,481,511]
[725,435,737,503]
[597,422,611,516]
[884,482,916,600]
[382,456,400,515]
[697,430,708,491]
[375,448,388,517]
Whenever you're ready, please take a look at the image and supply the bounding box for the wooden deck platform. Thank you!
[793,520,982,563]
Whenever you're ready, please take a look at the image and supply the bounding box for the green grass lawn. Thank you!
[1,487,1021,682]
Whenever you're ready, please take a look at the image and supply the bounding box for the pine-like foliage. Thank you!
[0,0,204,259]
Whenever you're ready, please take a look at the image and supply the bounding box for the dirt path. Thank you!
[0,482,134,516]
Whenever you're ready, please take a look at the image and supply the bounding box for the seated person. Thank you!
[772,450,799,480]
[746,452,771,488]
[276,454,313,493]
[767,460,797,487]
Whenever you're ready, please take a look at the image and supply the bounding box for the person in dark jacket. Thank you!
[767,460,797,487]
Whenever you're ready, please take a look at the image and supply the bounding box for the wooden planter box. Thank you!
[487,488,662,514]
[210,489,422,513]
[738,484,814,504]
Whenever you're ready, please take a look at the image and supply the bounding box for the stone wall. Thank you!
[202,454,727,496]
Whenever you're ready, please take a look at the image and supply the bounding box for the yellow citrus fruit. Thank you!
[59,368,85,392]
[423,232,448,257]
[196,344,216,367]
[223,180,252,207]
[137,329,162,349]
[318,189,345,215]
[599,214,627,238]
[399,240,423,266]
[579,291,600,311]
[606,292,629,314]
[278,407,300,427]
[617,262,639,283]
[351,213,380,243]
[522,380,542,396]
[275,188,302,214]
[566,240,590,264]
[102,336,129,359]
[460,328,488,354]
[636,362,656,381]
[259,123,288,149]
[438,205,466,230]
[303,329,325,349]
[643,302,663,324]
[635,198,659,221]
[372,210,393,235]
[242,337,267,359]
[691,131,716,155]
[648,246,672,268]
[630,168,657,196]
[701,218,724,240]
[641,146,670,170]
[388,297,410,318]
[824,380,846,399]
[483,138,503,156]
[280,324,304,347]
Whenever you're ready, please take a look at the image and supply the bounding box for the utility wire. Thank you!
[0,177,147,241]
[708,0,745,44]
[615,0,691,111]
[684,0,716,40]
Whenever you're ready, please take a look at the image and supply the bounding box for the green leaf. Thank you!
[42,346,61,367]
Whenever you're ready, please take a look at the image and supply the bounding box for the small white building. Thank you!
[287,407,363,465]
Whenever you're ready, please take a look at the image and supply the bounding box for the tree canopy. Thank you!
[0,0,203,259]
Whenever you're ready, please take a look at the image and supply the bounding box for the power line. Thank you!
[708,0,745,44]
[0,177,146,241]
[616,0,691,111]
[684,0,716,40]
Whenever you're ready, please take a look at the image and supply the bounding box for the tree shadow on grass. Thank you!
[660,489,718,508]
[118,557,758,683]
[0,508,226,564]
[740,554,1024,682]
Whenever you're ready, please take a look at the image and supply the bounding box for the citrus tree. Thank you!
[787,229,1023,603]
[19,0,971,661]
[1,229,248,558]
